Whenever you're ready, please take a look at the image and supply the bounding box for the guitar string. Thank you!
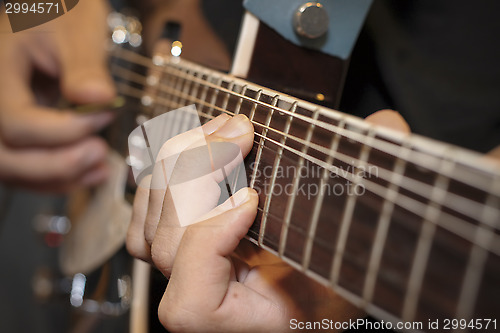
[113,79,500,256]
[113,65,499,231]
[112,61,494,199]
[117,83,500,311]
[120,86,500,300]
[118,80,488,297]
[113,69,500,232]
[111,48,500,196]
[109,47,498,314]
[111,67,500,232]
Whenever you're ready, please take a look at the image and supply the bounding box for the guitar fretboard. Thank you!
[112,47,500,328]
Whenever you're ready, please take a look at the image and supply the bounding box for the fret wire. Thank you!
[402,156,455,321]
[112,61,500,231]
[279,109,319,257]
[180,68,195,108]
[280,242,425,333]
[207,76,223,118]
[249,90,262,122]
[249,102,497,224]
[118,48,348,142]
[116,70,500,220]
[197,73,210,116]
[231,163,243,198]
[123,67,487,225]
[254,197,420,298]
[117,83,500,255]
[110,57,500,196]
[145,58,163,118]
[151,71,163,117]
[186,71,203,128]
[235,85,247,115]
[156,62,175,116]
[157,63,173,115]
[301,118,345,271]
[330,129,376,285]
[177,67,191,107]
[166,64,183,109]
[221,81,235,112]
[455,174,500,323]
[115,80,500,249]
[362,141,411,305]
[256,171,496,308]
[149,89,161,118]
[189,71,202,109]
[139,124,155,166]
[260,101,297,249]
[179,105,193,134]
[114,74,500,320]
[248,89,264,189]
[164,104,176,137]
[257,95,279,246]
[112,62,151,117]
[169,64,500,194]
[179,69,197,133]
[171,104,184,137]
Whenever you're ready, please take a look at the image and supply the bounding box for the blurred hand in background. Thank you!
[0,0,115,192]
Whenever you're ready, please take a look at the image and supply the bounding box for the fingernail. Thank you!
[222,188,252,210]
[203,114,231,135]
[215,114,251,138]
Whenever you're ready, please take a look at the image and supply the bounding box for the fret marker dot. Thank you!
[112,28,127,44]
[130,135,146,149]
[136,115,149,125]
[152,55,165,66]
[141,95,153,106]
[126,155,144,170]
[147,75,159,86]
[129,33,142,47]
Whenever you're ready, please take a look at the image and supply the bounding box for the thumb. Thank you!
[159,188,278,332]
[165,188,258,310]
[57,1,115,104]
[61,61,116,105]
[365,109,411,134]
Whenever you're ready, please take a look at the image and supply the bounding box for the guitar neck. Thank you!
[112,47,500,326]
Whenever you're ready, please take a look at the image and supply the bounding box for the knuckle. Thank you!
[158,301,196,333]
[143,214,159,245]
[50,150,82,181]
[151,240,175,275]
[179,226,198,246]
[29,151,80,183]
[0,117,19,145]
[65,112,92,137]
[156,138,180,163]
[125,230,142,259]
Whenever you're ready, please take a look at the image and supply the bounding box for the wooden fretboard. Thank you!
[112,48,500,329]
